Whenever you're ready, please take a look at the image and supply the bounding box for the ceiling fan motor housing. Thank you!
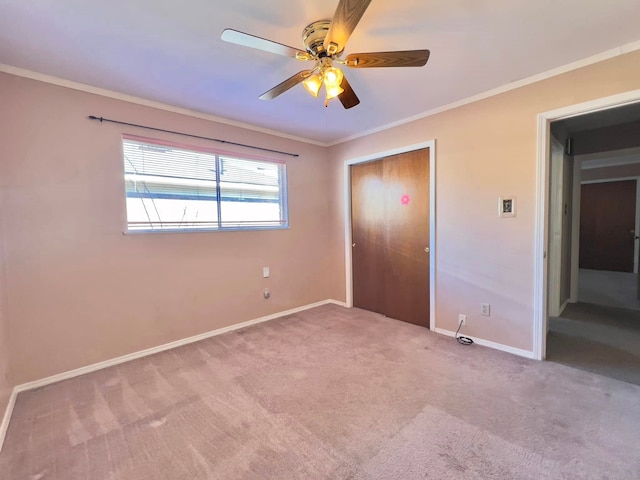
[302,20,332,56]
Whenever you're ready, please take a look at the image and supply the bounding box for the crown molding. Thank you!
[3,37,640,149]
[328,40,640,146]
[0,64,328,147]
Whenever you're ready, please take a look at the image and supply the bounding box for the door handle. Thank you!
[424,247,430,253]
[352,243,356,247]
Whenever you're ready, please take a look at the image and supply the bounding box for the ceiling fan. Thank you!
[221,0,430,109]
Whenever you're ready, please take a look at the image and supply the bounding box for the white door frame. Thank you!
[547,137,565,318]
[534,89,640,360]
[343,140,437,331]
[569,157,582,302]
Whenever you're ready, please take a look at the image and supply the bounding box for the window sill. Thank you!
[122,225,290,235]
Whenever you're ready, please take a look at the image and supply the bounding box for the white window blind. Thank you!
[122,136,288,232]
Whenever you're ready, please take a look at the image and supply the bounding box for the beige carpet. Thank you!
[1,304,639,479]
[578,268,640,311]
[548,301,640,386]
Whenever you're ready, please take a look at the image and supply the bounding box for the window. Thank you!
[122,135,288,232]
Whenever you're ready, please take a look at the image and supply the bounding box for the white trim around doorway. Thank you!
[343,140,437,331]
[534,89,640,361]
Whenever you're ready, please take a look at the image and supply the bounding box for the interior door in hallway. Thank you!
[579,180,636,272]
[351,149,430,328]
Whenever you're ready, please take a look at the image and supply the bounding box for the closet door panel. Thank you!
[382,149,430,328]
[351,160,385,314]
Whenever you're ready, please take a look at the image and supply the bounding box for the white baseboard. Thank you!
[327,299,348,308]
[559,299,570,316]
[16,299,347,393]
[434,328,536,359]
[0,298,347,453]
[0,388,18,453]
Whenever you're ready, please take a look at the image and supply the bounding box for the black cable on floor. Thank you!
[455,322,474,345]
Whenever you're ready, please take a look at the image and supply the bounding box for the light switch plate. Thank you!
[498,196,516,218]
[263,267,270,278]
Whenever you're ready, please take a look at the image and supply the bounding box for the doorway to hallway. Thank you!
[541,99,640,384]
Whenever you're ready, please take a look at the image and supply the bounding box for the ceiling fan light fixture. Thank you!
[303,74,322,97]
[325,83,344,100]
[323,66,344,88]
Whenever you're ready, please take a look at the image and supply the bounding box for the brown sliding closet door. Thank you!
[351,148,430,328]
[382,150,430,327]
[351,159,385,314]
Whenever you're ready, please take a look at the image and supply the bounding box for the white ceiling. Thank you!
[1,0,640,145]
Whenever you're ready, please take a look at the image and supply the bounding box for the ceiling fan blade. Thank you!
[221,29,309,59]
[259,70,314,100]
[345,50,431,68]
[324,0,372,54]
[338,76,360,109]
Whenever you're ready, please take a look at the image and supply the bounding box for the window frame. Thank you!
[121,134,289,234]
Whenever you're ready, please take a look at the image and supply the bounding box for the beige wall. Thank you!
[0,73,339,384]
[0,195,11,416]
[2,49,640,384]
[328,50,640,352]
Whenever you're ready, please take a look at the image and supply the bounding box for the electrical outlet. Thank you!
[458,314,466,326]
[481,303,490,316]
